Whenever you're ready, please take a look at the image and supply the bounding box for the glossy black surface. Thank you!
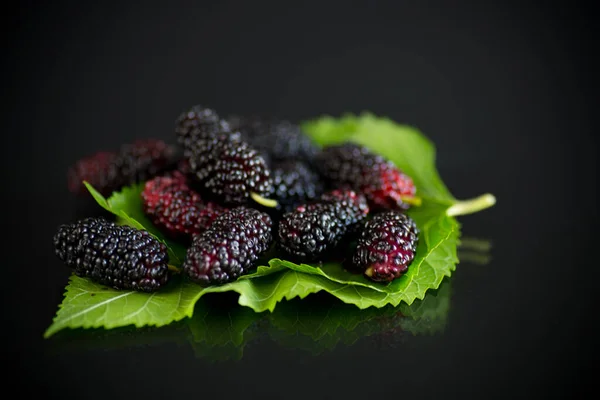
[5,1,596,398]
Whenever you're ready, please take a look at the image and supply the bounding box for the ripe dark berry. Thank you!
[352,211,419,283]
[175,105,232,156]
[141,171,227,240]
[227,115,319,164]
[277,203,344,261]
[183,207,273,286]
[67,139,179,196]
[270,160,324,212]
[188,133,273,206]
[319,189,369,232]
[53,217,170,292]
[277,190,368,261]
[315,143,416,211]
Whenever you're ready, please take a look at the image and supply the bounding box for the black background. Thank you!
[3,0,597,399]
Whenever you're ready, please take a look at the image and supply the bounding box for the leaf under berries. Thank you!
[44,269,297,338]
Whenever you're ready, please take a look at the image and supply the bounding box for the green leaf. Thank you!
[188,277,452,359]
[42,271,275,338]
[44,262,451,339]
[47,280,451,361]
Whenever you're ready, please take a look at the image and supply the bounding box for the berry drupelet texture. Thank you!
[227,115,319,164]
[352,211,419,283]
[270,160,324,212]
[277,189,369,261]
[141,171,227,240]
[175,105,232,156]
[188,132,273,206]
[315,143,416,211]
[53,217,170,292]
[183,207,273,286]
[67,139,179,196]
[319,189,369,232]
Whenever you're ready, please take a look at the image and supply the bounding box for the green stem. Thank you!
[401,195,422,207]
[168,265,182,274]
[250,192,279,208]
[446,193,496,217]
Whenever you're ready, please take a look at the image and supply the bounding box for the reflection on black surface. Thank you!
[457,236,493,265]
[47,238,491,362]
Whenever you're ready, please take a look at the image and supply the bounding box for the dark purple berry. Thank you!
[277,190,369,261]
[53,217,170,292]
[188,132,273,206]
[270,160,324,212]
[67,139,179,196]
[227,115,319,164]
[352,211,419,283]
[319,189,369,233]
[315,143,416,211]
[183,207,273,286]
[175,105,232,156]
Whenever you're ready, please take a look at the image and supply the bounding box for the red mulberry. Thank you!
[141,171,226,240]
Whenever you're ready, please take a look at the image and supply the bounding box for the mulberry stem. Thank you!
[446,193,496,217]
[168,265,182,273]
[250,192,279,208]
[400,195,422,207]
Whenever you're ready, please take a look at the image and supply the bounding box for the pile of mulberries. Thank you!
[56,104,421,291]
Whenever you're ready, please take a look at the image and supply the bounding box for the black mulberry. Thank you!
[352,211,419,282]
[188,132,273,206]
[67,139,179,196]
[227,115,318,164]
[319,189,369,232]
[175,105,232,157]
[183,207,273,286]
[270,160,324,212]
[53,217,170,292]
[315,143,417,211]
[277,190,368,261]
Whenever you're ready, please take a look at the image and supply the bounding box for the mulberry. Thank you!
[319,189,369,232]
[315,143,417,211]
[187,133,273,206]
[175,105,232,157]
[53,217,170,292]
[183,207,273,286]
[227,115,318,164]
[67,139,179,196]
[141,171,226,239]
[352,211,419,282]
[277,190,368,261]
[270,160,324,212]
